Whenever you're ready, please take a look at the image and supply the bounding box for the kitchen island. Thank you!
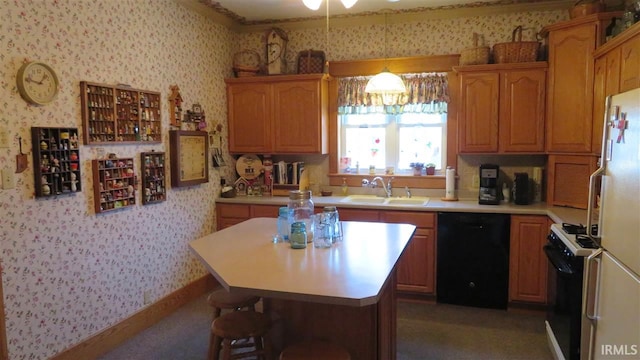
[189,217,416,360]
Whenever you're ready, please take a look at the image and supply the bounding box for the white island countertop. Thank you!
[189,217,416,307]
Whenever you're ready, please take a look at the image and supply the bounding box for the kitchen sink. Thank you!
[385,197,430,206]
[340,195,429,206]
[340,195,388,204]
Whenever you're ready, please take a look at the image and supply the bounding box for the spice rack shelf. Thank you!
[92,157,136,213]
[31,127,82,198]
[81,81,161,144]
[141,151,166,205]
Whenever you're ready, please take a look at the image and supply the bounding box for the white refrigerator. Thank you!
[583,87,640,359]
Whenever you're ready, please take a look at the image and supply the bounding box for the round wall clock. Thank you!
[16,61,60,105]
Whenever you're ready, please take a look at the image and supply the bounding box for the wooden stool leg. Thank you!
[262,335,273,360]
[210,334,222,360]
[222,339,233,360]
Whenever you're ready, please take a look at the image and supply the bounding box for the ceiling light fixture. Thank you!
[303,0,358,11]
[365,11,406,96]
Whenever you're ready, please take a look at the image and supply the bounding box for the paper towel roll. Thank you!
[445,167,456,200]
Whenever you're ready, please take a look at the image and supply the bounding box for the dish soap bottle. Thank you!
[341,178,348,195]
[502,183,511,203]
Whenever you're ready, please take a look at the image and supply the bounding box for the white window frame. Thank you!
[339,112,447,175]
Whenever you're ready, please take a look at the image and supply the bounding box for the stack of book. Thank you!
[272,161,306,196]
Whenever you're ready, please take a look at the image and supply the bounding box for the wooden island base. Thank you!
[263,272,397,360]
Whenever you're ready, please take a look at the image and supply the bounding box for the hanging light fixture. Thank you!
[303,0,358,11]
[323,0,330,73]
[365,11,406,96]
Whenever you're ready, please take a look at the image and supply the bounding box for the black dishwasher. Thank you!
[436,212,510,309]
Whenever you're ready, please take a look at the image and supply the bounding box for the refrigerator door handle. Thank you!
[583,248,602,322]
[587,95,614,238]
[583,248,602,360]
[587,168,605,239]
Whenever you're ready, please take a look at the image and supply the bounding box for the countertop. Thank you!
[216,195,589,226]
[189,217,415,307]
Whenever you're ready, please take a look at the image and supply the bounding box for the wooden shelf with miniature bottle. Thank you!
[31,127,82,198]
[141,151,166,205]
[92,157,136,213]
[80,81,161,144]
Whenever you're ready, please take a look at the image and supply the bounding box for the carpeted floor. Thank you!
[99,293,552,360]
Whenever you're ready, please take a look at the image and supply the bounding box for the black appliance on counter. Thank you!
[437,212,510,309]
[513,172,530,205]
[479,164,500,205]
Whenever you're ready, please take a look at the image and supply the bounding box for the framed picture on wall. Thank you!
[169,130,209,187]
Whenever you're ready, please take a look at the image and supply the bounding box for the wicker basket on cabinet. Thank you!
[233,49,261,77]
[493,26,539,63]
[460,33,490,65]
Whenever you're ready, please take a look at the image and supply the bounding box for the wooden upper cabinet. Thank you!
[458,71,500,153]
[227,82,271,153]
[543,13,620,153]
[592,48,621,155]
[272,79,328,154]
[456,63,546,154]
[592,19,639,156]
[619,31,640,92]
[499,68,546,152]
[226,74,329,154]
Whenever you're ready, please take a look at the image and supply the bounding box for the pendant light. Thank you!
[365,11,406,96]
[303,0,358,11]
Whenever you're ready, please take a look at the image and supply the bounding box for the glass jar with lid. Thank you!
[288,190,314,243]
[289,222,307,249]
[322,206,341,242]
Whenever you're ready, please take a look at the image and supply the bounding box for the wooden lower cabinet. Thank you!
[250,204,281,218]
[216,203,251,230]
[380,211,436,295]
[508,215,549,304]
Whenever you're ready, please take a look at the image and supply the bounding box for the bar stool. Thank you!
[209,310,273,360]
[207,289,261,320]
[279,340,351,360]
[206,289,261,359]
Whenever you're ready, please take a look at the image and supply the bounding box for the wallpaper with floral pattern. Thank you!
[0,1,568,359]
[0,1,236,359]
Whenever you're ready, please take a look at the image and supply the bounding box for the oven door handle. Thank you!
[583,248,602,360]
[543,245,575,275]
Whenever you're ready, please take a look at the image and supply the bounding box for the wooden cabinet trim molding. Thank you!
[594,20,640,58]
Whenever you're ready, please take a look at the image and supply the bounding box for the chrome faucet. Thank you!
[363,176,393,197]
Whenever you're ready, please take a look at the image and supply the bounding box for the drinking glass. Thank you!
[313,214,332,248]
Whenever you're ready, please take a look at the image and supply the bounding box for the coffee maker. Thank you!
[479,164,500,205]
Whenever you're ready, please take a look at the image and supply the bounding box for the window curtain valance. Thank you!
[338,73,449,115]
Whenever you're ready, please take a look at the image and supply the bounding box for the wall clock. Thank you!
[169,130,209,187]
[266,28,288,75]
[16,61,60,105]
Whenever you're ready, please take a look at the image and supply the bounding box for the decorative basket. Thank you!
[493,26,540,64]
[233,50,261,77]
[297,49,326,74]
[570,0,605,19]
[459,33,490,66]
